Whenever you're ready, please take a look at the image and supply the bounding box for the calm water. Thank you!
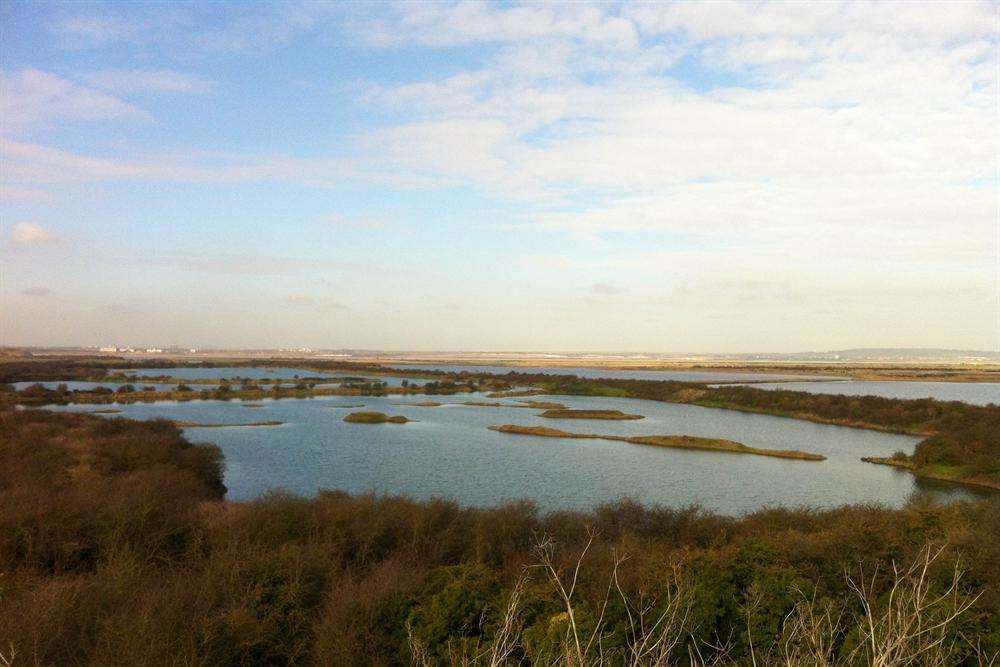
[43,392,987,514]
[714,381,1000,406]
[114,366,336,380]
[389,363,837,383]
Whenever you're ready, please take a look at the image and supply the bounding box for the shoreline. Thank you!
[861,457,1000,492]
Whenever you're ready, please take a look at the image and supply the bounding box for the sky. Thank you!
[1,0,998,353]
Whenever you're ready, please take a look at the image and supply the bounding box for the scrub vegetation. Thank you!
[1,409,997,665]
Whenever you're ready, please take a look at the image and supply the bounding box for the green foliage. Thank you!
[406,564,500,656]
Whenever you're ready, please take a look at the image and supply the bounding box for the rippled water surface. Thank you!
[45,391,988,514]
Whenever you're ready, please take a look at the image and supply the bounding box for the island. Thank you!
[343,411,411,424]
[537,409,644,420]
[489,425,826,460]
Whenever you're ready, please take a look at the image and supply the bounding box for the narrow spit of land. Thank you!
[461,400,567,409]
[489,424,826,461]
[538,409,644,420]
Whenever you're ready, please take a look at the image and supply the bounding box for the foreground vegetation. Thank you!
[1,409,998,665]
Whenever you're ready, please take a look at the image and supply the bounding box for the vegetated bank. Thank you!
[518,375,1000,490]
[1,408,997,665]
[489,425,826,460]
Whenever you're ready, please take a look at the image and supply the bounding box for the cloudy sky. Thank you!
[1,1,997,352]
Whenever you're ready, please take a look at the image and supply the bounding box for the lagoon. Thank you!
[43,390,986,515]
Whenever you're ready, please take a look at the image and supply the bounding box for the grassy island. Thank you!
[490,425,825,460]
[343,411,411,424]
[538,409,644,420]
[460,400,568,410]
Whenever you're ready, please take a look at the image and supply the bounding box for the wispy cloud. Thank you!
[1,69,146,130]
[21,287,54,297]
[359,2,638,50]
[49,15,140,49]
[196,3,340,54]
[11,222,60,246]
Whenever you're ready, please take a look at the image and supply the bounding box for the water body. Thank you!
[13,380,209,392]
[114,366,336,380]
[43,392,987,515]
[389,363,836,383]
[713,381,1000,406]
[115,367,418,386]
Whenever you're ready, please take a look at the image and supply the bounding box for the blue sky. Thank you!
[2,1,997,351]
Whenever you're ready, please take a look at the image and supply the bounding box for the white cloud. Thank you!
[10,222,60,246]
[361,1,639,50]
[624,0,997,41]
[196,2,340,54]
[0,69,145,130]
[81,69,214,94]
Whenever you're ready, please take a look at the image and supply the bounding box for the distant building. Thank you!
[145,348,164,353]
[99,346,118,353]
